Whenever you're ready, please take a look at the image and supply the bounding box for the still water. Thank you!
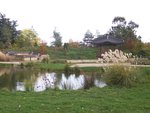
[0,68,106,92]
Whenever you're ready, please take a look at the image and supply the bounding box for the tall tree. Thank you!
[108,16,141,52]
[52,29,62,47]
[83,30,94,46]
[109,16,139,40]
[0,13,19,48]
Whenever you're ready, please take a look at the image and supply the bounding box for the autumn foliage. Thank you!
[39,42,46,55]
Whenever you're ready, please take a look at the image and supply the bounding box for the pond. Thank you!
[0,68,106,92]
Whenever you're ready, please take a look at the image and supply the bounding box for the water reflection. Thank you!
[0,68,106,92]
[58,74,84,90]
[34,73,56,92]
[33,73,106,92]
[16,82,25,91]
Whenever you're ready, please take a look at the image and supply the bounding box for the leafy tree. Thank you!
[108,16,142,52]
[16,29,39,48]
[52,29,62,47]
[109,16,139,40]
[83,30,94,46]
[0,13,19,48]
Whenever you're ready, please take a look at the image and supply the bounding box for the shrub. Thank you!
[73,66,81,76]
[51,59,66,64]
[64,65,81,76]
[25,62,34,68]
[84,75,95,89]
[20,63,25,68]
[42,57,49,63]
[103,64,138,87]
[64,65,73,76]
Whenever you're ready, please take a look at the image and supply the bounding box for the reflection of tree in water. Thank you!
[0,68,40,91]
[0,73,15,91]
[14,69,39,91]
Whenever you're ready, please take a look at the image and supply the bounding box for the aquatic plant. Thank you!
[73,66,81,76]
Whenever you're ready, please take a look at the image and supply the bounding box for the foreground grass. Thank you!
[0,82,150,113]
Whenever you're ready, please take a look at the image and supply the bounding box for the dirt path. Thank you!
[71,63,150,67]
[0,62,21,65]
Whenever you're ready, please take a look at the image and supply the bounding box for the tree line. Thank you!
[0,13,149,57]
[0,13,41,49]
[82,16,148,56]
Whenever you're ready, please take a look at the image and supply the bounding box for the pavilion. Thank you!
[92,34,124,57]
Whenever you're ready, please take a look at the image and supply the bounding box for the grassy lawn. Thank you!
[0,83,150,113]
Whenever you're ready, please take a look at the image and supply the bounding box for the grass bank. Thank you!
[5,46,98,60]
[47,47,97,59]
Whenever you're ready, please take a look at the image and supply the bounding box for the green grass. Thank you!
[0,63,13,68]
[5,46,98,60]
[47,47,97,60]
[26,62,103,73]
[0,82,150,113]
[25,62,66,71]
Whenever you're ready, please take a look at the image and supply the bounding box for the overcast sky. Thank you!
[0,0,150,44]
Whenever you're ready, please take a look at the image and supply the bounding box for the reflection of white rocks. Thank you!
[16,82,25,91]
[94,80,107,88]
[58,74,84,90]
[34,73,56,92]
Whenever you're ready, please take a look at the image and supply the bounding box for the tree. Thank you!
[52,29,62,47]
[109,16,139,40]
[108,16,142,52]
[0,13,19,48]
[16,29,39,48]
[83,30,94,46]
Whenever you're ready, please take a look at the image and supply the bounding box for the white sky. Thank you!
[0,0,150,45]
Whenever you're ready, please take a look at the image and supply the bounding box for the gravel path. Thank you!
[0,62,21,65]
[71,63,150,67]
